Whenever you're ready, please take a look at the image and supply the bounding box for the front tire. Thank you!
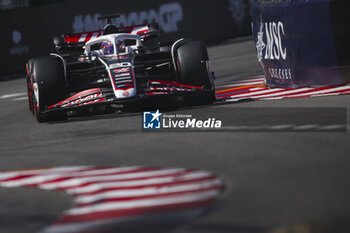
[26,59,37,114]
[176,41,216,104]
[29,56,67,122]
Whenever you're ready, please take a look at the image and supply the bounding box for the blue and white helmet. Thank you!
[101,41,114,55]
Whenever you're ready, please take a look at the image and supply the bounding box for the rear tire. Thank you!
[176,41,216,104]
[30,56,67,122]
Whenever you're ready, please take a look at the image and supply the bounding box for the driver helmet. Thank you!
[101,41,114,55]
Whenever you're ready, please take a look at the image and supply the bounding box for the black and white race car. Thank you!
[26,15,215,122]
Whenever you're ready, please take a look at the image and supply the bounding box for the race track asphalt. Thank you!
[0,36,349,233]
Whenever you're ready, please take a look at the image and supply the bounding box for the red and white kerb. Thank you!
[0,166,224,233]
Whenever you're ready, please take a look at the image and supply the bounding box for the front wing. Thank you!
[45,81,213,113]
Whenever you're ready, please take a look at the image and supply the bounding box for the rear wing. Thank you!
[64,30,103,43]
[63,24,158,44]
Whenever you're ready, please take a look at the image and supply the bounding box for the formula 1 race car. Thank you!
[25,15,215,122]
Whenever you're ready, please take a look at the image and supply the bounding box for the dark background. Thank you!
[0,0,252,74]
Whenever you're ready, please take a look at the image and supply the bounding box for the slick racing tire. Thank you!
[26,58,38,115]
[176,41,216,104]
[30,56,67,122]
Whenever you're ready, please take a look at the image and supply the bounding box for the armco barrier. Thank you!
[251,0,350,88]
[1,0,251,74]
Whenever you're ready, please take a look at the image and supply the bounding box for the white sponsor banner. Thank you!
[72,2,183,33]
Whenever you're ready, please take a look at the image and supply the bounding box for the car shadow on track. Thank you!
[46,102,220,125]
